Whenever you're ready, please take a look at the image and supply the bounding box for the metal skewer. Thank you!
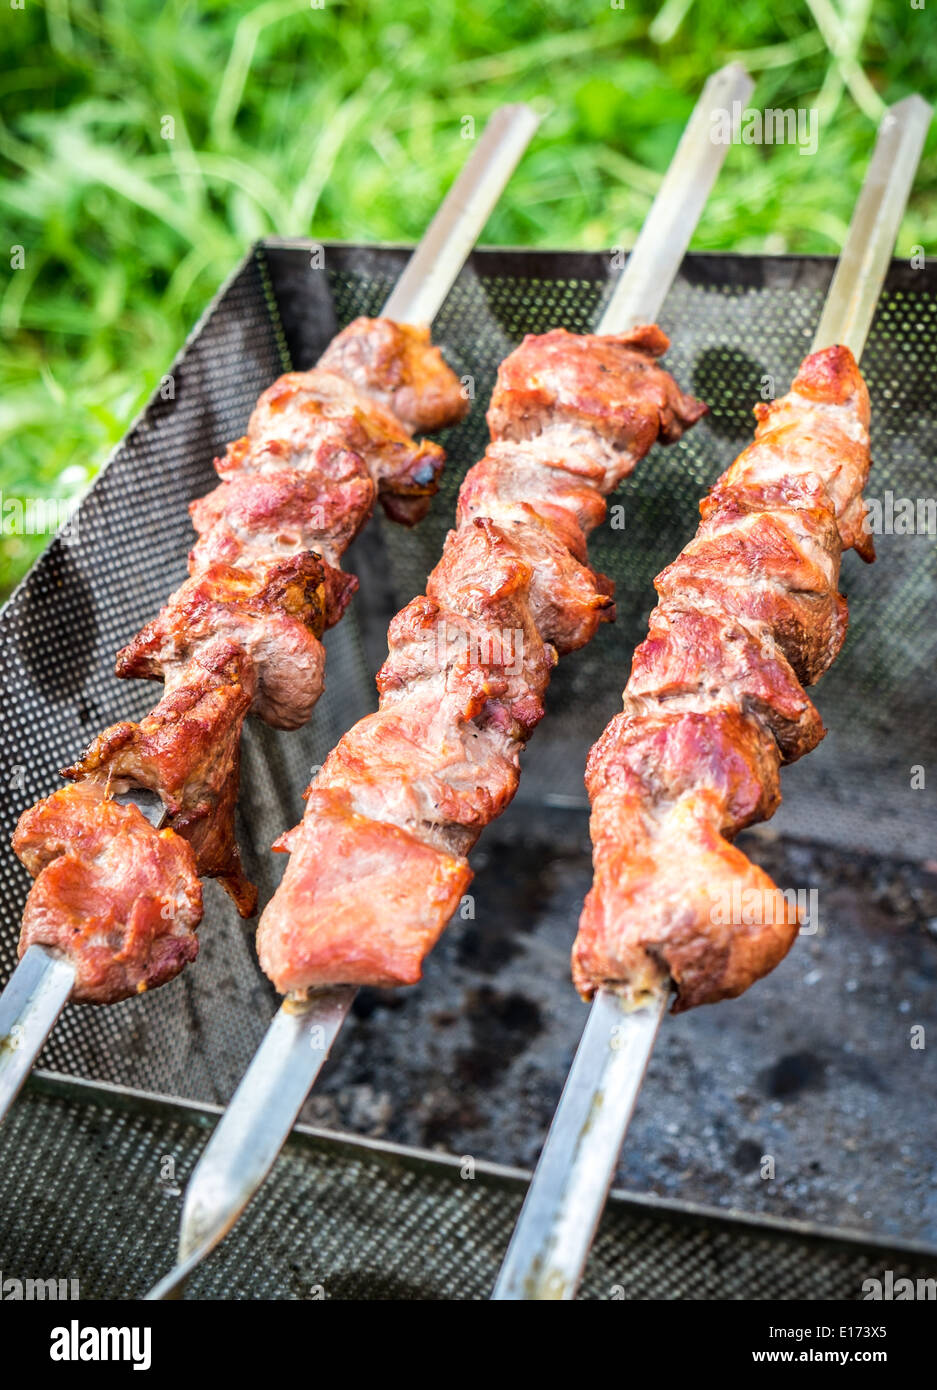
[812,96,932,358]
[144,62,753,1303]
[0,104,539,1136]
[600,62,752,333]
[491,91,933,1302]
[382,103,540,326]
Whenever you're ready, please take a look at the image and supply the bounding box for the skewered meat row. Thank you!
[13,318,469,1003]
[572,345,873,1013]
[257,325,707,995]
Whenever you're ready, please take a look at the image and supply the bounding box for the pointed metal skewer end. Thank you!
[144,985,356,1300]
[492,985,668,1300]
[0,946,75,1125]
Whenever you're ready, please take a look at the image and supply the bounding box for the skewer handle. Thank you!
[598,62,753,335]
[812,95,932,359]
[381,103,540,326]
[492,987,667,1300]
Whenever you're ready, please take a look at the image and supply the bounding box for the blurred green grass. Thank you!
[1,0,935,595]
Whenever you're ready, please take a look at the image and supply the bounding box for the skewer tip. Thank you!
[885,92,933,124]
[703,60,755,105]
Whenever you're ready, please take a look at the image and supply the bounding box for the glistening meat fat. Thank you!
[573,345,874,1012]
[257,325,707,994]
[12,319,469,1003]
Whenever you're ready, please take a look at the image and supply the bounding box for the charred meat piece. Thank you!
[189,463,374,575]
[115,556,329,731]
[575,707,790,1011]
[627,604,826,764]
[121,363,454,737]
[487,325,707,482]
[257,788,472,993]
[216,369,446,526]
[457,438,611,564]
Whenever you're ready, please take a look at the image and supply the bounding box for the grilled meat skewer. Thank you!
[0,103,539,1144]
[574,343,872,1011]
[13,321,468,1002]
[492,93,932,1302]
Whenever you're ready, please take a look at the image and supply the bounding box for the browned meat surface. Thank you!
[215,368,446,524]
[63,639,256,916]
[486,325,707,474]
[258,788,472,992]
[317,317,469,436]
[573,345,873,1012]
[14,781,202,1004]
[12,316,467,1002]
[118,358,456,734]
[257,326,706,995]
[189,465,373,580]
[115,556,329,732]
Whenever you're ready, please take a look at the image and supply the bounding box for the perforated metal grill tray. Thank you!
[1,242,935,1296]
[3,1076,936,1300]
